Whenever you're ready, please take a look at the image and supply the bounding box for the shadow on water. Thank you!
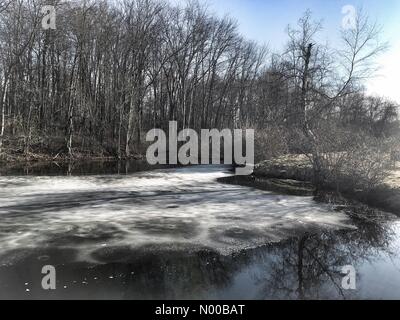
[0,219,399,300]
[0,159,176,177]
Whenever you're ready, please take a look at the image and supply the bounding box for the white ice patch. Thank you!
[0,165,355,261]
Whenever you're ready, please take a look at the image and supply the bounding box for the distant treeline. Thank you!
[0,0,397,160]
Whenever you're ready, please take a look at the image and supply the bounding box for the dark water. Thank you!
[0,159,172,176]
[0,162,399,300]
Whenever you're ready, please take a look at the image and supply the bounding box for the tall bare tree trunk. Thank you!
[0,77,9,154]
[126,88,135,158]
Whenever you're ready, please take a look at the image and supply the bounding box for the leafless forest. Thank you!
[2,1,400,302]
[0,0,398,188]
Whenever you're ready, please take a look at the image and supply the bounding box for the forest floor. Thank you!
[385,168,400,189]
[0,150,143,165]
[254,155,400,189]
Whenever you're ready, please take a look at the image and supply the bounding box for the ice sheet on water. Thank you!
[0,165,355,262]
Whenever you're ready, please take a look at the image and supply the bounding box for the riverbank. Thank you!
[0,151,143,163]
[220,155,400,217]
[0,157,153,176]
[0,150,146,175]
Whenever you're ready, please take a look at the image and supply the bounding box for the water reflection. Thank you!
[1,219,399,300]
[0,160,173,176]
[257,219,397,300]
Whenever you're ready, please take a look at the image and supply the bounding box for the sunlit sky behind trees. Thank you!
[172,0,400,103]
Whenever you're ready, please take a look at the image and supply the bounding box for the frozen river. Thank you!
[0,163,399,299]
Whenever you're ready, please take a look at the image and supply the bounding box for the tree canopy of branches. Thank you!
[0,1,397,164]
[0,0,267,158]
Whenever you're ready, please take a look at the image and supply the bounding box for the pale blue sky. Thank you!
[172,0,400,102]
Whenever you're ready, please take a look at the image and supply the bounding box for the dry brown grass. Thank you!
[385,163,400,189]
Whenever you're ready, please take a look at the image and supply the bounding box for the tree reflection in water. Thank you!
[256,218,397,300]
[0,217,398,299]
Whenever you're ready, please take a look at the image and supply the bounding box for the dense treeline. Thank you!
[0,0,398,164]
[0,0,267,158]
